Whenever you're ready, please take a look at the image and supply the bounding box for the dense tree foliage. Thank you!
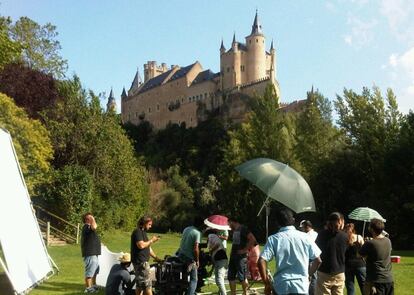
[0,93,53,196]
[38,165,94,227]
[41,77,148,229]
[0,17,22,70]
[295,89,342,178]
[0,63,59,119]
[1,16,67,78]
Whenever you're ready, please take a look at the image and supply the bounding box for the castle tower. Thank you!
[232,32,242,86]
[245,10,266,82]
[143,61,168,82]
[270,39,275,83]
[106,89,116,112]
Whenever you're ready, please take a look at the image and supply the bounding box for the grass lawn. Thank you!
[2,230,413,294]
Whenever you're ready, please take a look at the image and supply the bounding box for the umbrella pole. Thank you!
[362,221,366,238]
[266,202,270,239]
[257,197,270,217]
[257,197,271,240]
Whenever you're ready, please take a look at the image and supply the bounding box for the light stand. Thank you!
[257,197,271,239]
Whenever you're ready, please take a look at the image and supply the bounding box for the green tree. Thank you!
[39,165,94,227]
[216,84,299,238]
[295,88,341,177]
[0,17,21,69]
[0,92,53,196]
[150,165,195,231]
[8,16,67,78]
[42,76,148,229]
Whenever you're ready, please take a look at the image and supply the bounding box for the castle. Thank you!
[120,11,281,129]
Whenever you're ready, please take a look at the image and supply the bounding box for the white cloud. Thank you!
[344,35,353,45]
[380,0,414,42]
[325,1,337,13]
[385,48,414,113]
[344,16,377,48]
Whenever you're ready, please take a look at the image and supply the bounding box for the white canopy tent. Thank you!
[0,128,54,294]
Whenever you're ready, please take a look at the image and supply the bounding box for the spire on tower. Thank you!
[232,32,236,45]
[270,39,274,51]
[220,38,226,52]
[106,88,116,112]
[108,88,114,101]
[129,68,142,92]
[251,9,263,35]
[121,87,127,99]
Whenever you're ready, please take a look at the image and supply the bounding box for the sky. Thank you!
[2,0,413,114]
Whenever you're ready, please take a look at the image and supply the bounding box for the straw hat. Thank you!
[119,252,131,263]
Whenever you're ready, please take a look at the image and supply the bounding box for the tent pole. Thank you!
[48,254,59,273]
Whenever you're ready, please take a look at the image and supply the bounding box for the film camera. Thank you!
[152,243,211,295]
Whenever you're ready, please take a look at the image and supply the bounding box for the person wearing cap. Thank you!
[81,212,101,293]
[105,253,133,295]
[131,216,161,295]
[315,212,348,295]
[299,219,319,295]
[359,219,394,295]
[258,208,322,295]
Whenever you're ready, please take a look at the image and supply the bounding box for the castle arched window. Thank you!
[157,104,160,111]
[148,107,151,113]
[256,39,258,43]
[227,67,230,72]
[249,40,251,44]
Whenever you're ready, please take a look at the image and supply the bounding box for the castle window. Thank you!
[249,40,251,44]
[192,96,195,101]
[204,93,207,99]
[227,67,230,72]
[148,107,151,113]
[189,97,191,102]
[182,97,184,103]
[190,117,193,122]
[136,112,138,118]
[241,65,245,72]
[157,104,160,111]
[256,39,258,43]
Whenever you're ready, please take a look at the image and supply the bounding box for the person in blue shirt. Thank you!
[258,208,322,295]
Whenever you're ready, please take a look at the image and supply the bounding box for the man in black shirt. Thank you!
[105,252,133,295]
[81,212,101,293]
[227,218,257,295]
[131,216,160,295]
[360,219,394,295]
[315,212,348,295]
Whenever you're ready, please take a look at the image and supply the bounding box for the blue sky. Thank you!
[2,0,413,114]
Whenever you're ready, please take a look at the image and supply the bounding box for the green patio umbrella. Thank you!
[348,207,386,237]
[235,158,316,213]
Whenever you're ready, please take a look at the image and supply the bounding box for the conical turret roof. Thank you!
[129,68,142,92]
[220,38,226,51]
[251,10,263,35]
[121,87,127,99]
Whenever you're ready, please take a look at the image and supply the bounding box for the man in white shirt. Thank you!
[300,220,318,242]
[300,219,318,295]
